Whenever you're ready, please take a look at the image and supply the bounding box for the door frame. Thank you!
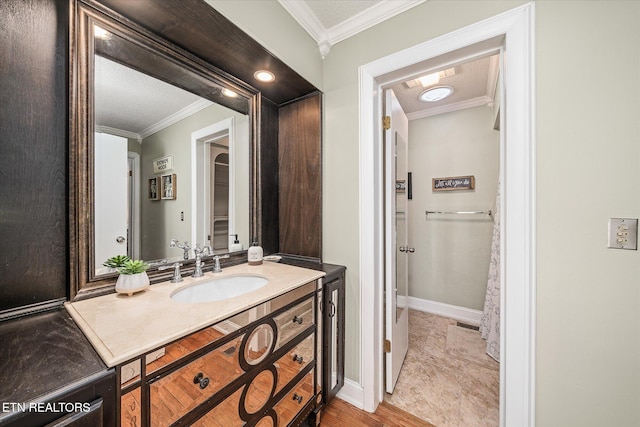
[358,3,535,426]
[191,117,236,248]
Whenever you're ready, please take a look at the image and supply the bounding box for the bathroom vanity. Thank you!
[1,0,330,424]
[66,262,325,426]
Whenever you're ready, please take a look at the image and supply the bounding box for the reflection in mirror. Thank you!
[244,369,274,414]
[330,289,339,388]
[243,323,274,365]
[92,26,250,275]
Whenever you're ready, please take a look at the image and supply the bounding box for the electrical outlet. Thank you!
[607,218,638,250]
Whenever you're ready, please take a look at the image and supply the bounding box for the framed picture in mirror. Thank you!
[161,174,177,200]
[148,177,160,200]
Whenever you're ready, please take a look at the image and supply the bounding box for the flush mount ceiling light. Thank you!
[419,85,454,102]
[254,70,275,83]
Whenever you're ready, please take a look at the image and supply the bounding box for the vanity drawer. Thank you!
[149,335,244,426]
[273,369,315,426]
[274,296,315,350]
[275,333,315,395]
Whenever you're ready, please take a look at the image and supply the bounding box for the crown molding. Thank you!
[95,126,141,141]
[279,0,427,58]
[140,99,213,140]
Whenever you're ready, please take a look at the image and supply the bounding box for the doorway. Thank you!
[358,4,535,425]
[383,53,502,424]
[191,117,237,250]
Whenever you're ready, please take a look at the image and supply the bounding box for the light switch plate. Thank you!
[608,218,638,250]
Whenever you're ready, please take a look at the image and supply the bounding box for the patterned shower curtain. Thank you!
[481,180,500,362]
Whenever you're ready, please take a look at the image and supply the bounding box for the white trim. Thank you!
[279,0,426,58]
[96,126,141,142]
[406,95,492,121]
[358,3,535,425]
[335,378,365,409]
[142,99,213,140]
[406,296,483,325]
[191,117,236,248]
[127,152,141,260]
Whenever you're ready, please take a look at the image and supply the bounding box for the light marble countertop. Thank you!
[65,262,325,367]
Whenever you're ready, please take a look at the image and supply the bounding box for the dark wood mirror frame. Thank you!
[69,0,263,300]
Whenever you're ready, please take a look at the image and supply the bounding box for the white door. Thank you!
[385,89,410,393]
[95,132,129,272]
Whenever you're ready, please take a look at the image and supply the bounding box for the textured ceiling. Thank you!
[304,0,379,28]
[96,1,498,136]
[95,56,207,140]
[391,54,499,119]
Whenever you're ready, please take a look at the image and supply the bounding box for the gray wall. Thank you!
[408,106,499,310]
[212,1,640,424]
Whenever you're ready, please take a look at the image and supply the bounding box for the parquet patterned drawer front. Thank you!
[274,334,314,395]
[274,296,314,350]
[273,370,315,426]
[149,335,244,426]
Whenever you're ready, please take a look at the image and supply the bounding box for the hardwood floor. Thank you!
[320,398,435,427]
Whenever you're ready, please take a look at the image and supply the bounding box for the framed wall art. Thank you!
[161,173,177,200]
[148,177,160,200]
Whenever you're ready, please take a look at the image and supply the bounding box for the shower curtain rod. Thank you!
[426,210,493,219]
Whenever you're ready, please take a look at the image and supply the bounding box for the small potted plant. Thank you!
[115,259,150,296]
[103,255,131,273]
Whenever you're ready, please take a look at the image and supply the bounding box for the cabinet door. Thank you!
[323,275,345,404]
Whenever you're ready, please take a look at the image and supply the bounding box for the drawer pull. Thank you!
[292,393,303,404]
[292,315,304,325]
[293,354,304,364]
[193,372,210,389]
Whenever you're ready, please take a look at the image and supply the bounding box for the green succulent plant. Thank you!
[103,255,131,269]
[118,259,149,275]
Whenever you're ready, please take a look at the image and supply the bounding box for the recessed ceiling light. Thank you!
[419,86,454,102]
[254,70,275,83]
[222,88,238,98]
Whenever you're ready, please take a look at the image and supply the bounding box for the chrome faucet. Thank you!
[192,244,212,277]
[170,239,190,260]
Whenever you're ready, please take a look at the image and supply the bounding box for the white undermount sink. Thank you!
[170,275,269,303]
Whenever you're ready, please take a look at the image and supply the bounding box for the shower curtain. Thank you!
[481,180,500,362]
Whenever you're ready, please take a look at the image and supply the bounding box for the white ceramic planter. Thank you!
[115,272,150,296]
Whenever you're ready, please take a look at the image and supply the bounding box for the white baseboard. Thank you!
[407,296,483,325]
[336,378,365,410]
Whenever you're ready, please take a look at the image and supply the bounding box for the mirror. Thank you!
[71,2,259,296]
[93,47,250,273]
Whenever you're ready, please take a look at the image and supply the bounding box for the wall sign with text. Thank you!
[153,154,174,174]
[432,175,475,191]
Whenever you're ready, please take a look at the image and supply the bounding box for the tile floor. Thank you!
[384,310,499,427]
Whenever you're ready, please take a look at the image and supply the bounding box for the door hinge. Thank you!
[384,339,391,353]
[382,116,391,131]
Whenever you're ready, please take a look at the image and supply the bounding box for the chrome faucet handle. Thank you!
[212,254,230,273]
[170,239,191,260]
[159,262,183,283]
[194,244,212,256]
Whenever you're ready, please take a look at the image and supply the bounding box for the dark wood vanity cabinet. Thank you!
[0,309,116,427]
[322,268,346,405]
[117,281,321,426]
